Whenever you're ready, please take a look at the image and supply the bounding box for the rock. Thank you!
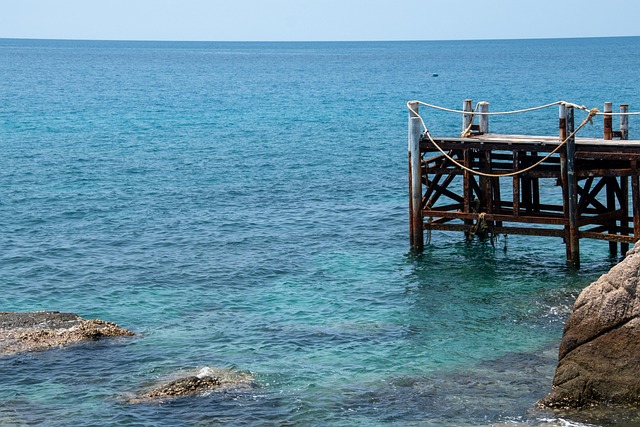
[0,311,134,356]
[539,245,640,409]
[137,375,222,400]
[128,366,254,403]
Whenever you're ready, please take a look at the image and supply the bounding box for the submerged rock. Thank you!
[140,375,222,399]
[129,367,255,404]
[0,311,134,356]
[539,245,640,409]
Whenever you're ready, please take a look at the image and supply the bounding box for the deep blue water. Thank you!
[2,37,640,426]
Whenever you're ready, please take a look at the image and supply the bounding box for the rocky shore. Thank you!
[539,245,640,409]
[0,311,255,404]
[0,311,134,356]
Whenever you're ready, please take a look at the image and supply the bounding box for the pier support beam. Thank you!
[409,101,424,251]
[604,102,617,255]
[566,106,580,268]
[633,160,640,242]
[559,104,570,260]
[621,104,630,253]
[462,99,474,235]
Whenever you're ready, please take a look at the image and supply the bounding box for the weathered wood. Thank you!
[498,201,565,213]
[463,99,473,134]
[513,151,520,217]
[559,103,567,142]
[424,222,566,238]
[481,151,492,214]
[621,104,630,252]
[604,102,613,140]
[409,101,423,250]
[426,173,464,206]
[577,177,596,213]
[422,210,567,225]
[412,98,638,264]
[422,173,443,206]
[408,103,415,247]
[463,148,474,233]
[426,134,640,147]
[566,106,580,268]
[478,102,489,134]
[603,103,618,254]
[559,104,570,259]
[633,160,640,240]
[580,231,637,244]
[620,104,629,140]
[621,175,630,253]
[578,209,625,227]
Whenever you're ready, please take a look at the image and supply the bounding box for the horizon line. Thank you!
[1,34,639,44]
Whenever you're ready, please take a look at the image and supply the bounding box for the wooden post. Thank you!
[478,102,489,134]
[621,104,629,140]
[409,101,424,251]
[603,102,617,254]
[408,102,415,247]
[463,149,473,233]
[559,103,567,141]
[462,99,473,134]
[559,104,570,259]
[603,102,613,140]
[621,104,630,253]
[484,150,493,214]
[513,151,520,217]
[566,106,580,268]
[633,160,640,242]
[462,99,475,235]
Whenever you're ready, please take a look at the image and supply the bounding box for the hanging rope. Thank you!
[414,100,571,116]
[412,100,640,116]
[407,101,601,178]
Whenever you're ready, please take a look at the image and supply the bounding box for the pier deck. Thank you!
[408,101,640,267]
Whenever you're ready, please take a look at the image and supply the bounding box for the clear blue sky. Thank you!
[2,0,639,42]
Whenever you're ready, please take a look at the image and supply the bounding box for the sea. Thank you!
[2,36,640,426]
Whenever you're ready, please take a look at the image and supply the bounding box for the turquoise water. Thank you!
[2,37,640,426]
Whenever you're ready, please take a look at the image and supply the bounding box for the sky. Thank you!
[1,0,639,42]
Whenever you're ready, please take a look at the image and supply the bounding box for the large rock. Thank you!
[0,311,134,356]
[539,246,640,409]
[128,367,255,403]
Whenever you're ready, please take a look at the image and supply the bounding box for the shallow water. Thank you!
[2,37,640,426]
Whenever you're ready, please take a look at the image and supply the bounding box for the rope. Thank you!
[412,100,640,116]
[406,101,600,178]
[414,100,570,116]
[460,103,479,138]
[598,112,640,115]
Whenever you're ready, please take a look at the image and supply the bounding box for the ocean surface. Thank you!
[2,37,640,426]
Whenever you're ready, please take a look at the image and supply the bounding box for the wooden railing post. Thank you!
[462,99,473,134]
[408,102,424,251]
[604,102,613,140]
[620,104,629,140]
[566,105,580,268]
[559,103,567,141]
[478,102,489,134]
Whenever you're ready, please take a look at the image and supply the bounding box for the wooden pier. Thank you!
[408,100,640,268]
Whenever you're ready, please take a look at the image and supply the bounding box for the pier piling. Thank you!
[408,101,423,251]
[565,106,580,268]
